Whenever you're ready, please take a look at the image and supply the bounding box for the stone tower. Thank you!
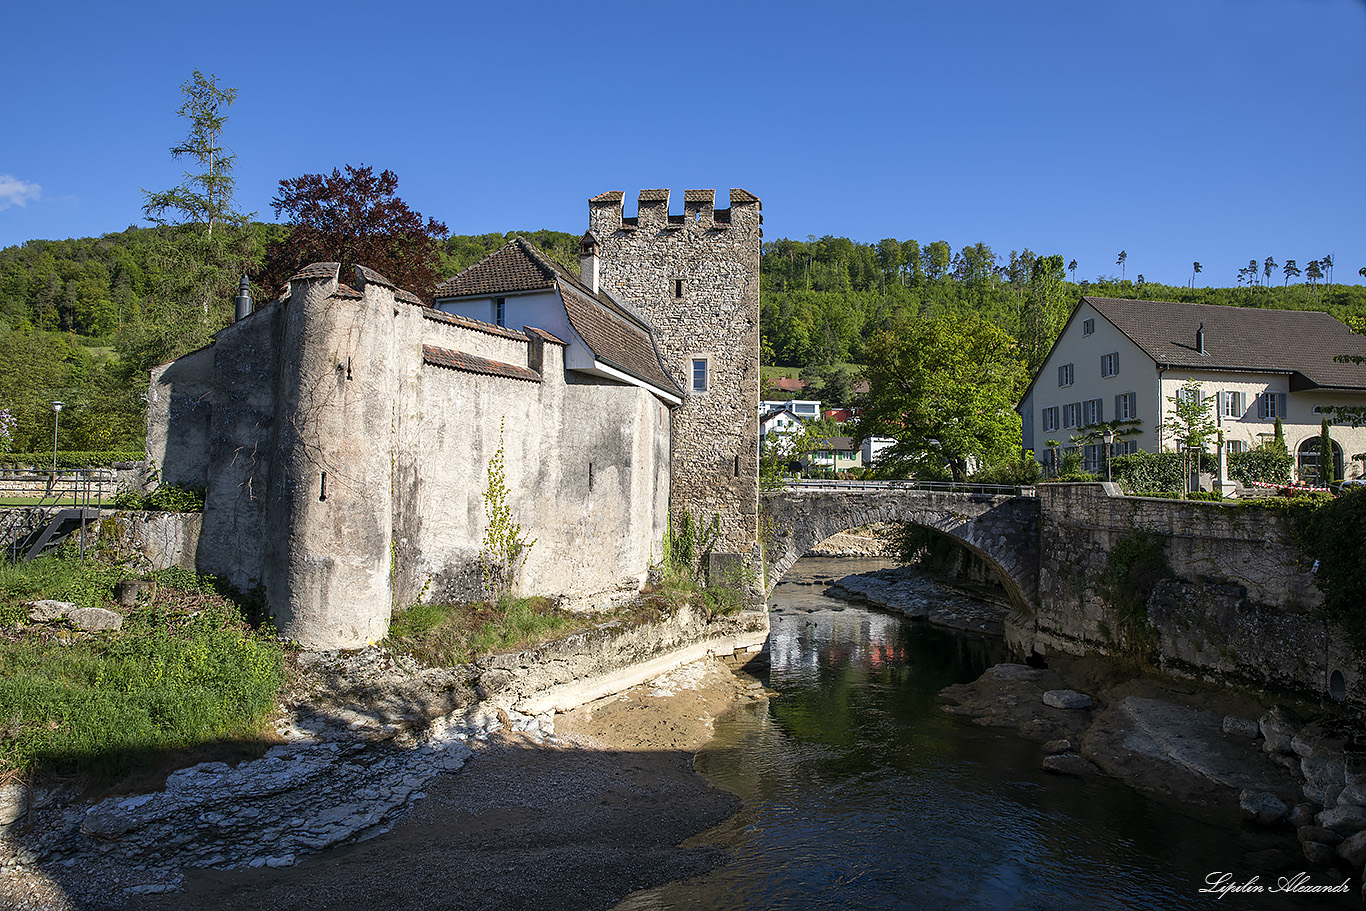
[587,189,762,579]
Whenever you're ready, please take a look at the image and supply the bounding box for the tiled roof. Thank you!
[774,377,807,392]
[638,189,669,203]
[354,264,394,288]
[422,345,540,382]
[433,236,680,398]
[422,307,528,341]
[815,436,856,451]
[395,288,421,305]
[524,326,568,346]
[1086,297,1366,390]
[561,283,681,395]
[331,284,362,300]
[290,262,339,282]
[590,191,624,205]
[433,241,557,298]
[730,188,760,204]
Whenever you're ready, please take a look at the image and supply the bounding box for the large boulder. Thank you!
[27,600,76,622]
[67,607,124,633]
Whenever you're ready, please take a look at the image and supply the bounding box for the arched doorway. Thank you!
[1297,437,1344,485]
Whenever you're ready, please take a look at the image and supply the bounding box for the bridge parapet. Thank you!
[761,486,1040,611]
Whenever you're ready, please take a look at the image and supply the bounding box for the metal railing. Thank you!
[782,478,1037,497]
[0,468,111,562]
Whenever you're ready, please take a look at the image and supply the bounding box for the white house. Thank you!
[759,400,822,452]
[1017,296,1366,485]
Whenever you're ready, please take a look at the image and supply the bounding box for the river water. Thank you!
[617,557,1357,911]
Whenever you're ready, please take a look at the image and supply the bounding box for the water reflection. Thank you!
[615,557,1355,911]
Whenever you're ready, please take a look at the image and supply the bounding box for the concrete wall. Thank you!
[1016,483,1356,700]
[591,189,763,574]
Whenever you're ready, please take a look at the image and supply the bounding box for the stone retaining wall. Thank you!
[1016,483,1357,702]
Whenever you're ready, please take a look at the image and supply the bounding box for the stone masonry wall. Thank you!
[148,264,672,648]
[590,189,762,577]
[1019,483,1357,700]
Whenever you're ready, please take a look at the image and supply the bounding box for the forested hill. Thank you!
[760,235,1366,369]
[0,226,580,452]
[0,224,1361,454]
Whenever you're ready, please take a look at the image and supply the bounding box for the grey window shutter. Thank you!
[1257,394,1268,420]
[1278,393,1287,418]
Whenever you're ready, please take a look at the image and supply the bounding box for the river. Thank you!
[616,557,1357,911]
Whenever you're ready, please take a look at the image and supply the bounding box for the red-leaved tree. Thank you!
[263,165,448,302]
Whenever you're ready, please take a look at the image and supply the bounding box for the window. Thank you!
[1100,352,1119,377]
[1176,386,1200,406]
[1112,440,1137,457]
[1042,407,1059,433]
[1256,391,1286,420]
[673,278,686,300]
[1063,402,1082,429]
[1227,439,1246,455]
[1114,392,1136,421]
[1082,398,1103,426]
[1058,363,1074,387]
[1220,391,1243,419]
[1082,318,1095,336]
[495,297,506,327]
[691,358,708,392]
[1082,444,1102,473]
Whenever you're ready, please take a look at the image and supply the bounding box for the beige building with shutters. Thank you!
[1017,296,1366,486]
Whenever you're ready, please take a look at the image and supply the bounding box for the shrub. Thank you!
[1112,451,1184,494]
[1228,448,1294,487]
[0,451,143,469]
[1298,488,1366,653]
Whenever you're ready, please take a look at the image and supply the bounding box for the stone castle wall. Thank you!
[147,264,670,648]
[590,189,763,575]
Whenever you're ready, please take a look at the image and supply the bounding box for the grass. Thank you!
[384,595,582,667]
[0,554,284,783]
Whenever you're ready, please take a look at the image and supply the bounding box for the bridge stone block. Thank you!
[761,488,1039,611]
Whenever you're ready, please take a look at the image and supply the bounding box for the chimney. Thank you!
[1196,322,1206,355]
[234,274,253,322]
[579,231,600,294]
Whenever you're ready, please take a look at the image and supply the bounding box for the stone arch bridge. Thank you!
[761,481,1041,611]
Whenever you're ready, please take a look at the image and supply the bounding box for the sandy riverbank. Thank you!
[1,657,768,911]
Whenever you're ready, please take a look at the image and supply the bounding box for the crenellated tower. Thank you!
[588,188,763,581]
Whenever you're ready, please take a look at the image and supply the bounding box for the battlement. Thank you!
[589,189,761,235]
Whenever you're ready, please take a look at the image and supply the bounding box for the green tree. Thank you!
[1162,380,1217,494]
[1319,418,1336,485]
[125,71,261,374]
[854,312,1026,481]
[1116,250,1127,281]
[141,71,240,239]
[1191,261,1201,288]
[1283,259,1300,287]
[1019,254,1068,371]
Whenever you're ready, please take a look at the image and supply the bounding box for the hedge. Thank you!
[0,451,143,469]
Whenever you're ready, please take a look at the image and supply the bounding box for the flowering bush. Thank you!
[0,409,14,454]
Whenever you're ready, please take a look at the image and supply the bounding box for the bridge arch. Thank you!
[761,487,1040,612]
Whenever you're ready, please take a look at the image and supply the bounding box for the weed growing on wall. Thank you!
[1297,488,1366,653]
[663,510,720,584]
[480,421,536,599]
[1098,530,1171,655]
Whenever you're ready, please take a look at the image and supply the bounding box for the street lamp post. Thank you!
[51,402,63,476]
[1102,428,1114,482]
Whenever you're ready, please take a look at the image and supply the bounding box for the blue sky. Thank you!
[1,0,1363,289]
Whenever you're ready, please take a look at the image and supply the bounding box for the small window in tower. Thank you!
[495,297,506,327]
[673,279,686,300]
[692,358,708,392]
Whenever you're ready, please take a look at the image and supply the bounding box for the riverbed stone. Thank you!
[1300,825,1344,847]
[1042,739,1072,754]
[67,607,123,632]
[1221,715,1260,739]
[1043,753,1101,776]
[1239,790,1289,826]
[1316,804,1366,835]
[1260,706,1303,755]
[1302,840,1341,867]
[1289,804,1320,829]
[1042,689,1092,710]
[26,600,75,622]
[1338,830,1366,869]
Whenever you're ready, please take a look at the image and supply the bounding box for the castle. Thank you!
[145,189,762,648]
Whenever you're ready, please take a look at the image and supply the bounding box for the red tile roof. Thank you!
[422,307,528,341]
[422,345,540,382]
